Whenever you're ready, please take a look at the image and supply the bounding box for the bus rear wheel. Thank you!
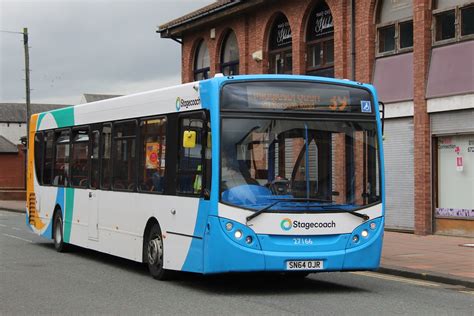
[53,211,67,252]
[146,224,173,280]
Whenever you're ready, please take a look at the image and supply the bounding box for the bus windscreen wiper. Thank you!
[246,198,369,223]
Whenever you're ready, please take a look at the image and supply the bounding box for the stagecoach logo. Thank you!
[280,218,292,231]
[176,97,201,111]
[280,218,336,231]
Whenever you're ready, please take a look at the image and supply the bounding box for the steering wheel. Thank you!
[270,177,290,195]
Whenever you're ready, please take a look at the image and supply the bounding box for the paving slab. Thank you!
[380,231,474,288]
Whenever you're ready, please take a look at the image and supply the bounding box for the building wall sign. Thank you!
[269,15,292,50]
[435,208,474,219]
[307,3,334,41]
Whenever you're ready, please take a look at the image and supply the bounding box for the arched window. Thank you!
[376,0,413,55]
[194,40,210,81]
[306,2,334,77]
[220,31,239,75]
[268,14,292,74]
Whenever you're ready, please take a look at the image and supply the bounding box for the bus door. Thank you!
[172,111,211,237]
[87,128,101,240]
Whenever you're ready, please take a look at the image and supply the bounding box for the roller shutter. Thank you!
[383,117,414,230]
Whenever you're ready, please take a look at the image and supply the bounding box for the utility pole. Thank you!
[23,27,31,140]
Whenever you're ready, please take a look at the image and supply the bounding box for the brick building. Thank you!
[158,0,474,236]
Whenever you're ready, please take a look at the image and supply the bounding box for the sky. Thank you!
[0,0,214,105]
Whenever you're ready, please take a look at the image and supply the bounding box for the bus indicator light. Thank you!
[245,236,253,244]
[370,222,376,230]
[225,222,233,231]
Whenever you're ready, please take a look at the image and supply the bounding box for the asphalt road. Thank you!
[1,210,472,315]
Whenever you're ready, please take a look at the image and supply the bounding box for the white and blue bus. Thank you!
[27,75,385,279]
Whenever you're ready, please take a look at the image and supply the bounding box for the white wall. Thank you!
[0,123,25,144]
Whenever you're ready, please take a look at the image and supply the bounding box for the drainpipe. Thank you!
[351,0,356,81]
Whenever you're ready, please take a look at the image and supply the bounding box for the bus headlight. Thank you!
[219,218,261,250]
[346,218,384,249]
[234,230,243,239]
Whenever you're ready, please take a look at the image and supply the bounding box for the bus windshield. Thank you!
[220,118,380,211]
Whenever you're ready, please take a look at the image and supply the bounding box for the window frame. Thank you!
[89,126,101,190]
[100,122,113,191]
[433,4,474,46]
[111,119,138,192]
[52,128,71,188]
[176,110,210,198]
[34,131,44,185]
[41,130,55,186]
[70,125,90,189]
[460,3,474,37]
[194,40,210,81]
[376,17,414,57]
[306,36,335,75]
[138,115,168,195]
[268,46,293,75]
[220,31,240,76]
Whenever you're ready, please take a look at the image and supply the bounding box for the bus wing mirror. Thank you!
[183,130,197,148]
[378,101,385,137]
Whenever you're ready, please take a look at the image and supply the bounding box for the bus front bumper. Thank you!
[202,216,384,274]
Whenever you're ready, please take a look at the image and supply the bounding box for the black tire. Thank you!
[53,211,67,252]
[146,224,173,280]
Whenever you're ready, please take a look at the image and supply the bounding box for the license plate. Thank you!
[286,260,324,270]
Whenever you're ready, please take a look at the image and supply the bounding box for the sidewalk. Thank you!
[1,203,472,287]
[381,231,474,288]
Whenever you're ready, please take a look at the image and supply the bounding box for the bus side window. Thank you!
[90,129,100,189]
[53,129,70,187]
[177,118,203,195]
[139,117,167,193]
[112,120,137,191]
[42,130,54,185]
[71,127,89,188]
[34,132,43,184]
[101,123,112,190]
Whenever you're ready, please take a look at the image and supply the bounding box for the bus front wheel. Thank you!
[53,211,67,252]
[146,224,173,280]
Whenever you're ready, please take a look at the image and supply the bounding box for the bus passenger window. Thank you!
[113,120,137,191]
[34,132,43,184]
[101,124,112,190]
[53,129,70,187]
[90,130,100,189]
[139,117,166,193]
[42,131,54,185]
[71,128,89,188]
